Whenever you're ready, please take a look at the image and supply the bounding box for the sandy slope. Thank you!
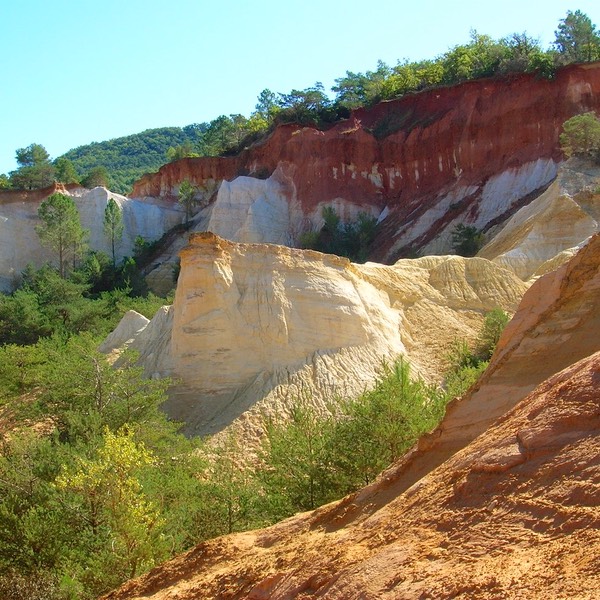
[104,349,600,599]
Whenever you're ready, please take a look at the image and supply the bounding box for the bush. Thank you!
[259,360,448,512]
[451,224,484,256]
[475,308,509,361]
[560,112,600,162]
[299,207,378,262]
[444,308,509,398]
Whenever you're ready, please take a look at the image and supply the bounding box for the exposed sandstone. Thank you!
[104,232,600,600]
[98,310,150,354]
[356,231,600,499]
[132,63,600,260]
[109,233,527,437]
[479,159,600,280]
[0,185,184,291]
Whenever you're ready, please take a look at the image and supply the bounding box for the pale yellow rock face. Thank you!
[115,233,527,437]
[377,231,600,496]
[479,160,600,280]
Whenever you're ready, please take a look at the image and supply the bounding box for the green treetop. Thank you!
[554,10,600,63]
[560,112,600,161]
[9,143,55,190]
[53,157,80,184]
[36,193,87,278]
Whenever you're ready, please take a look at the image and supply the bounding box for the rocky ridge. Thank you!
[104,232,527,437]
[133,63,600,262]
[104,232,600,599]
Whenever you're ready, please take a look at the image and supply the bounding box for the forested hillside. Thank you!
[59,126,205,194]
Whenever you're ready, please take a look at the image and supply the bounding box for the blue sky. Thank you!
[1,1,598,175]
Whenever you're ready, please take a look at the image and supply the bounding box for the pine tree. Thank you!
[103,198,124,265]
[36,193,87,278]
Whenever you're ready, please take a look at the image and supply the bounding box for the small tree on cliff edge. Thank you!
[178,180,198,224]
[37,193,87,278]
[560,112,600,162]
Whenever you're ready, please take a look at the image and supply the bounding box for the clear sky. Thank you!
[1,1,599,175]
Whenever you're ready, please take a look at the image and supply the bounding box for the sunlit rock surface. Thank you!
[479,159,600,280]
[0,185,183,291]
[106,233,527,437]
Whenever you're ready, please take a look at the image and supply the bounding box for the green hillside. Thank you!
[59,125,205,194]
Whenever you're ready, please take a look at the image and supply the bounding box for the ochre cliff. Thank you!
[104,349,600,600]
[106,233,526,438]
[132,63,600,260]
[349,230,600,501]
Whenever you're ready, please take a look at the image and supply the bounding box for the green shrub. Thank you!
[475,308,509,361]
[560,112,600,162]
[300,207,378,262]
[451,224,484,256]
[444,308,509,398]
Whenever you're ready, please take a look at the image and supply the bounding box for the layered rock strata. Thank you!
[479,158,600,280]
[132,63,600,260]
[110,233,527,437]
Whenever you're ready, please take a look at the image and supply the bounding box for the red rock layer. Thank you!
[0,182,79,205]
[132,63,600,258]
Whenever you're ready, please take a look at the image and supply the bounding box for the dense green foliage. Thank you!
[0,265,165,347]
[59,126,206,194]
[554,9,600,63]
[299,207,378,262]
[0,348,449,597]
[260,360,447,514]
[443,308,509,398]
[8,144,55,190]
[560,112,600,161]
[53,158,79,185]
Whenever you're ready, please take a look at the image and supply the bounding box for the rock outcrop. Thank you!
[98,310,150,354]
[352,230,600,500]
[109,233,527,437]
[0,185,184,291]
[132,63,600,261]
[103,231,600,600]
[104,348,600,600]
[479,158,600,280]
